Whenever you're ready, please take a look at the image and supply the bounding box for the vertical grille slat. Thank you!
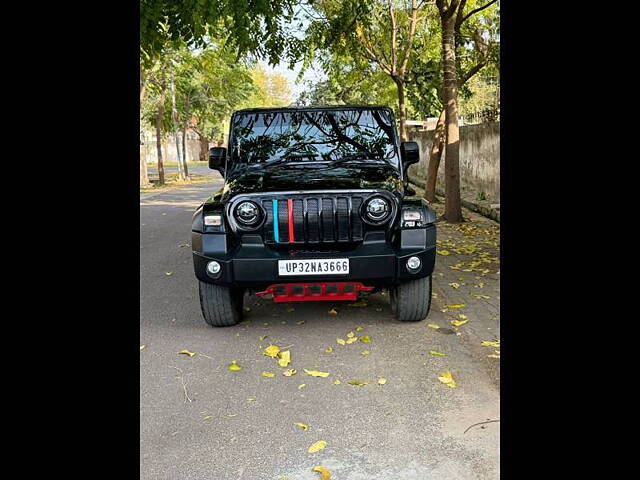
[278,199,289,243]
[259,194,371,245]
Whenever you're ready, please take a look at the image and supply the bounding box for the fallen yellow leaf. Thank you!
[349,300,368,307]
[308,440,327,453]
[178,349,195,357]
[312,465,331,479]
[336,338,346,345]
[293,422,309,431]
[328,309,338,315]
[437,250,451,256]
[438,371,457,388]
[430,350,446,356]
[355,326,364,331]
[458,314,468,320]
[359,335,371,343]
[481,340,500,348]
[325,347,334,353]
[334,379,341,385]
[346,336,358,344]
[262,371,276,378]
[427,323,440,329]
[263,345,281,358]
[378,378,387,385]
[140,345,146,351]
[451,319,468,327]
[278,350,291,367]
[347,380,369,386]
[347,331,355,338]
[282,368,297,376]
[228,361,241,371]
[259,335,268,341]
[445,303,466,308]
[360,350,370,356]
[304,369,330,377]
[298,384,306,389]
[487,354,500,359]
[449,282,461,289]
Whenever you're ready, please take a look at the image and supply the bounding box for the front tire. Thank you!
[390,275,432,322]
[198,281,244,327]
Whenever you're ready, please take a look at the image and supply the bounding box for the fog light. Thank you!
[206,261,221,275]
[407,256,421,271]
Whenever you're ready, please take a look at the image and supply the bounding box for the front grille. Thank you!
[260,194,365,244]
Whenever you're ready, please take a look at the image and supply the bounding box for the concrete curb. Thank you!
[408,174,500,223]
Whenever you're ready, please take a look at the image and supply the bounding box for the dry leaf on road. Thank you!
[312,465,331,479]
[178,350,195,357]
[262,371,276,378]
[263,345,281,358]
[304,369,330,377]
[278,350,291,367]
[308,440,327,453]
[228,361,241,371]
[293,422,309,431]
[347,380,369,386]
[438,371,457,388]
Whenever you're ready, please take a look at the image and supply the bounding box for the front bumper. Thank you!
[192,226,436,289]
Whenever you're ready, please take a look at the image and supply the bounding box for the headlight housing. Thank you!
[364,197,391,223]
[234,201,261,226]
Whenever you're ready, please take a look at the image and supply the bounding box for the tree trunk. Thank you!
[155,86,166,186]
[139,73,149,188]
[199,134,209,161]
[181,102,190,178]
[140,141,150,188]
[424,109,446,202]
[395,77,408,141]
[441,13,464,223]
[169,70,185,181]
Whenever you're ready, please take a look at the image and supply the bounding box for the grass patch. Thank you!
[140,173,216,193]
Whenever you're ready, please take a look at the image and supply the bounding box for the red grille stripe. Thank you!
[287,198,295,242]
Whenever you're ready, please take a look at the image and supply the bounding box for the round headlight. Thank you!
[235,201,260,225]
[366,197,390,221]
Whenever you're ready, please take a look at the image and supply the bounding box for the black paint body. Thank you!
[192,105,436,291]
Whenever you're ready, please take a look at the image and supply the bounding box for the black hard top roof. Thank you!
[233,105,394,115]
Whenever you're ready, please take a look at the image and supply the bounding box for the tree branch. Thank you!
[355,23,394,75]
[458,0,498,27]
[399,0,421,75]
[389,0,398,74]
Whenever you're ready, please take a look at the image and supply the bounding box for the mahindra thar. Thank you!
[191,106,436,326]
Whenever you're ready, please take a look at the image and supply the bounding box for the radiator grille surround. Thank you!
[229,191,397,245]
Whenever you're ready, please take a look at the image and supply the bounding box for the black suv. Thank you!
[192,106,436,326]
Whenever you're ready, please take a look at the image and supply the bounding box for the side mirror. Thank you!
[209,147,226,176]
[400,141,420,168]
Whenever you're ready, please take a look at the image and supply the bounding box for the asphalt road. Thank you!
[140,180,500,479]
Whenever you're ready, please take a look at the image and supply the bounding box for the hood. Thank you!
[216,162,404,201]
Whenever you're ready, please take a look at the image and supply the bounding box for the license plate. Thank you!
[278,258,350,276]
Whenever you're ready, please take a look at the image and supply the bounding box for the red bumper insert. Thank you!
[256,282,374,303]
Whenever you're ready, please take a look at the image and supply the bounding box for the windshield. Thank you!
[229,109,400,168]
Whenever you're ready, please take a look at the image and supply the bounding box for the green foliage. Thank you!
[140,0,298,65]
[242,65,293,108]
